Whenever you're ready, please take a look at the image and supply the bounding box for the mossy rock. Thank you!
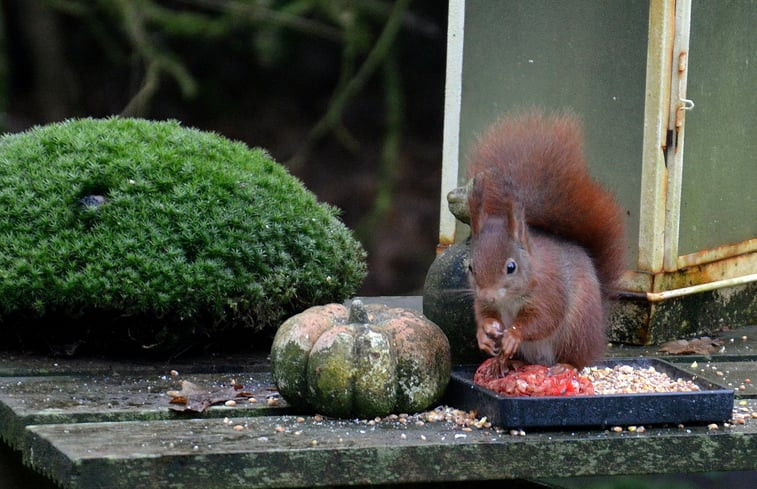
[0,118,366,352]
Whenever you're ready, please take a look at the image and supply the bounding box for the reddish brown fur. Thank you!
[467,111,625,294]
[466,110,625,369]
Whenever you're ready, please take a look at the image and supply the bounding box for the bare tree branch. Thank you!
[287,0,412,170]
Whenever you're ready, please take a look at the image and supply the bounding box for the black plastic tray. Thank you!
[444,358,734,429]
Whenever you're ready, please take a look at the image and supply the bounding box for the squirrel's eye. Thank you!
[467,263,473,274]
[505,259,517,275]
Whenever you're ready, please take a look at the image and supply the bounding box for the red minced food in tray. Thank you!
[448,358,732,428]
[474,358,595,397]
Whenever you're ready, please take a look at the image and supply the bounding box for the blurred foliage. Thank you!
[0,0,446,295]
[31,4,402,118]
[0,7,7,129]
[28,0,412,239]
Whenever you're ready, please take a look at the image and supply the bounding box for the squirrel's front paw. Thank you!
[499,326,522,359]
[477,318,504,356]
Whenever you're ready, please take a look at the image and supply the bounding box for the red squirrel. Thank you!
[466,111,625,371]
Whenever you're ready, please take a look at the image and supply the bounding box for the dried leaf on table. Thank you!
[658,337,724,355]
[167,379,255,413]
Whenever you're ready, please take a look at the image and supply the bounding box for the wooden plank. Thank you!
[672,360,757,397]
[0,441,60,489]
[0,351,272,377]
[0,371,286,449]
[350,295,423,312]
[2,305,757,488]
[3,324,756,452]
[23,405,757,489]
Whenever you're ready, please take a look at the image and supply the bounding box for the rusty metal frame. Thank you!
[638,0,674,274]
[662,0,693,272]
[636,0,756,297]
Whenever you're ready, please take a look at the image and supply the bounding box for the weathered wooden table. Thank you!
[1,297,756,489]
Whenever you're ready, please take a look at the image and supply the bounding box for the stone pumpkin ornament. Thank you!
[270,300,451,418]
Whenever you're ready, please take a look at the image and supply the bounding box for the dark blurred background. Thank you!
[0,0,447,296]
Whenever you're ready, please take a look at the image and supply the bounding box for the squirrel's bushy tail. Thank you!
[467,110,626,296]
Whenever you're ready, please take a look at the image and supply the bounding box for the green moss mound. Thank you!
[0,118,366,352]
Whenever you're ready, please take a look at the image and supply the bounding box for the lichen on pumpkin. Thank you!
[307,328,359,416]
[269,340,312,407]
[351,327,398,417]
[271,300,451,418]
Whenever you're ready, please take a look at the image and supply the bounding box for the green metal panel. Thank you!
[678,0,757,255]
[457,0,649,268]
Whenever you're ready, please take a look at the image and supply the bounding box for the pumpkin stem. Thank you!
[348,299,370,323]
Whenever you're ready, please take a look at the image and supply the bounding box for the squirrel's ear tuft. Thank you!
[468,175,484,235]
[505,199,529,248]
